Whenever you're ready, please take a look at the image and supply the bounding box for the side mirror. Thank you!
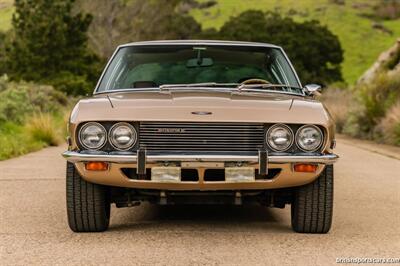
[304,84,322,96]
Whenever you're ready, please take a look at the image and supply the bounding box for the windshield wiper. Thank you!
[236,83,304,95]
[237,83,302,90]
[159,82,239,90]
[158,82,304,96]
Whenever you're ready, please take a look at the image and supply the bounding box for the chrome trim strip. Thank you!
[94,87,306,97]
[62,151,339,164]
[119,40,281,49]
[93,46,120,94]
[279,47,303,88]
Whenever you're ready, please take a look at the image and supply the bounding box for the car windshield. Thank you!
[96,45,301,93]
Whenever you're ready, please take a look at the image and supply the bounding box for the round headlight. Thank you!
[79,122,107,150]
[109,122,137,151]
[266,124,294,152]
[296,125,323,152]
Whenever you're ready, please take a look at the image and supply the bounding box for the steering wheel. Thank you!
[239,78,271,85]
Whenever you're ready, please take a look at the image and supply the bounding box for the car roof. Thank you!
[119,40,281,49]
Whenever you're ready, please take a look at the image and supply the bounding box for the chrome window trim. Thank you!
[93,42,304,95]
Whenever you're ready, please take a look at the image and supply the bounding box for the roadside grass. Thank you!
[26,112,63,147]
[0,110,68,160]
[0,122,42,160]
[191,0,400,85]
[0,77,71,160]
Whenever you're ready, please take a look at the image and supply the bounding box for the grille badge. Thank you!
[191,111,212,115]
[157,128,186,133]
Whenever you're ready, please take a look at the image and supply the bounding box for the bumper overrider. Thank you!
[63,150,338,190]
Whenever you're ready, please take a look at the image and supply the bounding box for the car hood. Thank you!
[70,91,332,126]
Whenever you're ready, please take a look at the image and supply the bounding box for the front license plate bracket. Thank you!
[151,167,181,182]
[225,167,255,182]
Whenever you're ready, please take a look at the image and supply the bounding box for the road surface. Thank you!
[1,138,399,265]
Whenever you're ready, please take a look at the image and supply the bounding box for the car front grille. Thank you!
[139,122,265,153]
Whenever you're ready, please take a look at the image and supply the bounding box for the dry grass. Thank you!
[319,88,354,133]
[27,113,61,146]
[376,101,400,145]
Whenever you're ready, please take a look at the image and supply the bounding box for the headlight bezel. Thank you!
[295,124,324,152]
[266,123,294,152]
[78,122,107,150]
[108,122,138,151]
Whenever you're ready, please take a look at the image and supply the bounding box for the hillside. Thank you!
[191,0,400,84]
[1,0,400,84]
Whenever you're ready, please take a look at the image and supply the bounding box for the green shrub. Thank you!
[49,72,93,96]
[0,75,8,92]
[344,72,400,139]
[26,84,68,111]
[375,101,400,145]
[343,104,369,138]
[361,73,400,117]
[0,78,70,160]
[0,81,68,125]
[0,86,33,123]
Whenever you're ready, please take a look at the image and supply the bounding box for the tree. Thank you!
[202,10,344,85]
[7,0,101,95]
[0,32,9,76]
[78,0,202,59]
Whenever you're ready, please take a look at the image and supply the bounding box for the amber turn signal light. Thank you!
[293,164,318,173]
[85,162,109,171]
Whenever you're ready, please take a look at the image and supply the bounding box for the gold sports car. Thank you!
[63,40,338,233]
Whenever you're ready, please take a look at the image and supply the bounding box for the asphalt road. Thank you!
[1,138,399,265]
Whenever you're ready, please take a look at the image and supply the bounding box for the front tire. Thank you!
[66,162,110,232]
[291,165,333,234]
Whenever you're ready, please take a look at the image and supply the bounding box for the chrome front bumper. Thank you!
[62,151,338,190]
[62,151,339,164]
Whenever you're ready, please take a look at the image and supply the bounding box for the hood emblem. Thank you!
[191,111,212,115]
